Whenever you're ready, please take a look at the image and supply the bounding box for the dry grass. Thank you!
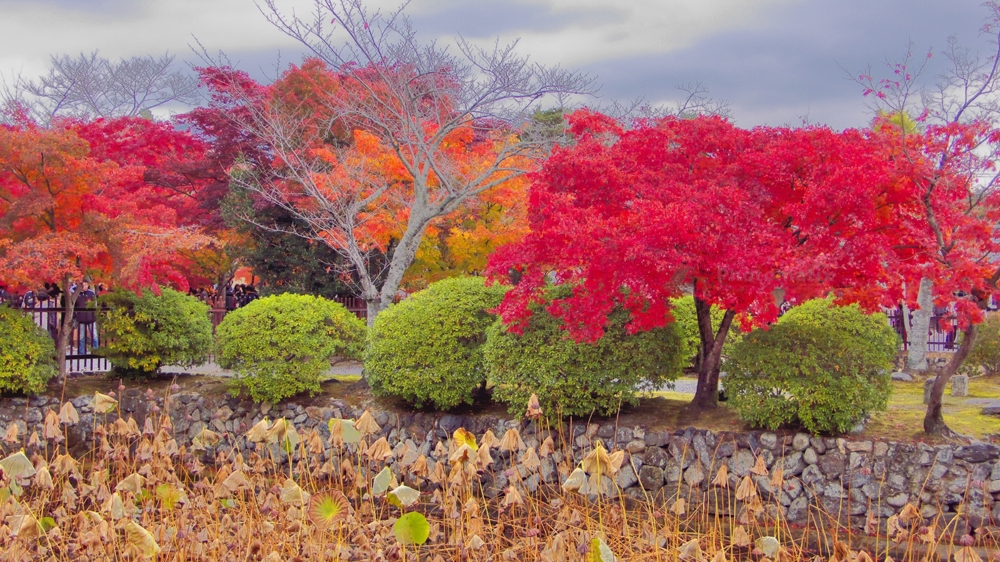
[0,384,995,561]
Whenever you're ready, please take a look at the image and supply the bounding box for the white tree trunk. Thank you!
[906,277,933,372]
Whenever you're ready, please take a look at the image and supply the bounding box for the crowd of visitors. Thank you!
[187,283,259,310]
[1,280,261,356]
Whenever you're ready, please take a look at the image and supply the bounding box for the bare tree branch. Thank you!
[3,51,201,124]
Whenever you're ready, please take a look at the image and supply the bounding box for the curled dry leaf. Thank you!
[452,427,478,451]
[59,401,80,425]
[562,467,587,494]
[6,513,41,538]
[34,465,53,490]
[608,450,625,474]
[449,443,474,465]
[501,485,524,508]
[191,428,221,451]
[670,497,686,516]
[480,429,498,449]
[279,477,310,505]
[520,447,541,472]
[222,470,251,493]
[124,520,161,558]
[246,418,270,443]
[769,468,784,488]
[713,463,729,487]
[899,503,921,523]
[0,450,36,479]
[678,538,704,562]
[468,534,486,550]
[51,454,79,476]
[750,455,768,476]
[43,410,62,440]
[387,485,420,508]
[476,443,494,469]
[366,437,393,461]
[525,393,543,419]
[93,392,118,414]
[115,473,145,495]
[538,435,555,457]
[498,428,524,452]
[756,536,780,558]
[582,443,613,476]
[355,410,380,436]
[735,476,757,501]
[732,525,752,548]
[954,546,984,562]
[2,422,19,444]
[372,466,394,495]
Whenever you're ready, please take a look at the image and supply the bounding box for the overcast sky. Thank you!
[0,0,992,129]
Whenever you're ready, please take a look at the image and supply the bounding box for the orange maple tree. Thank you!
[208,57,538,316]
[0,122,211,377]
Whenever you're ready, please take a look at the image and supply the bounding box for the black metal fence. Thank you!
[885,309,958,353]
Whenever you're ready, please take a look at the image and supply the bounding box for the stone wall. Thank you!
[1,389,997,538]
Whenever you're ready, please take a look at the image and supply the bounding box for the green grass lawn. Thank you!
[865,375,1000,441]
[648,375,1000,441]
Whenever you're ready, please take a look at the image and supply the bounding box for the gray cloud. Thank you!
[1,0,994,130]
[559,0,990,128]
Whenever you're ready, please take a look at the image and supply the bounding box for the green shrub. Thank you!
[670,295,743,368]
[0,305,57,394]
[216,293,366,403]
[99,288,214,378]
[484,288,687,419]
[725,298,897,434]
[365,277,508,409]
[967,313,1000,376]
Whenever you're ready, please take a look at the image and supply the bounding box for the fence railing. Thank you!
[10,296,370,373]
[885,309,958,353]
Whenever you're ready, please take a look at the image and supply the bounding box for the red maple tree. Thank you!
[488,111,904,410]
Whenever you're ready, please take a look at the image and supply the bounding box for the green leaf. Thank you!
[587,537,615,562]
[219,498,237,509]
[38,516,57,533]
[393,511,430,546]
[372,466,393,496]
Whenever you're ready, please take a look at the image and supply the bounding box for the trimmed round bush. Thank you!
[365,277,508,409]
[966,313,1000,376]
[725,298,897,434]
[0,305,57,394]
[216,294,366,403]
[484,290,687,419]
[99,288,214,378]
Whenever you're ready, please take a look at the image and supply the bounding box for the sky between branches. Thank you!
[0,0,987,129]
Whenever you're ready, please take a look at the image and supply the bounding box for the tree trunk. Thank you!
[690,298,736,410]
[365,299,388,327]
[923,323,976,434]
[906,277,933,371]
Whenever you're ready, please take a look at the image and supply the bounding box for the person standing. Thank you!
[74,280,98,353]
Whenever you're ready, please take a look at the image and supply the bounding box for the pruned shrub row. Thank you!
[368,282,897,434]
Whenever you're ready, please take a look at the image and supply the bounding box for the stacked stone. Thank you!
[1,391,997,537]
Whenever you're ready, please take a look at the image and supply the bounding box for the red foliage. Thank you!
[488,112,902,342]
